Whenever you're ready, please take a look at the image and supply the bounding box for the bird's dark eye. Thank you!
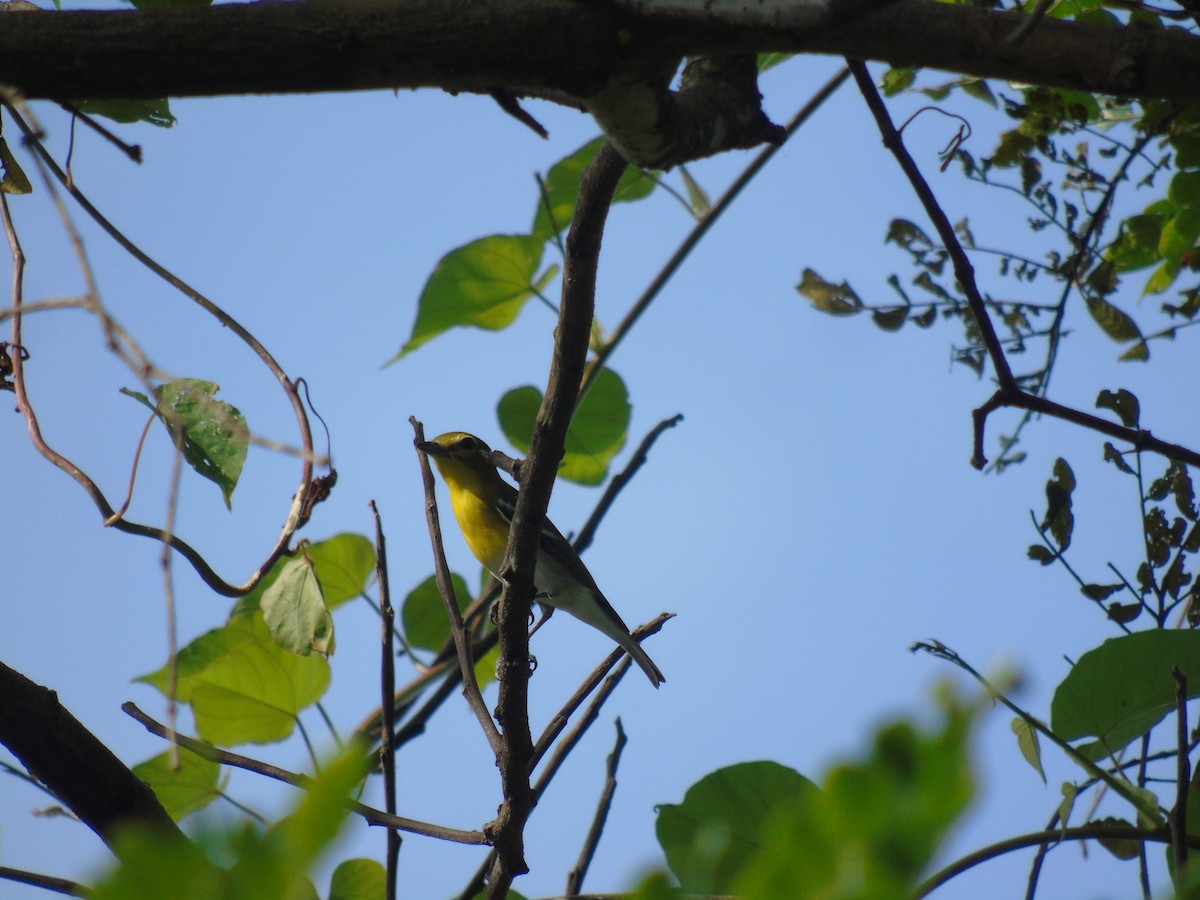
[458,437,477,451]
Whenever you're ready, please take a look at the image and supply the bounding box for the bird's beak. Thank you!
[416,440,443,456]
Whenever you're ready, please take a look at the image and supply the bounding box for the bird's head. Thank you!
[417,431,500,482]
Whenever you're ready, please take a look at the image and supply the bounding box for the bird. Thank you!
[417,430,665,687]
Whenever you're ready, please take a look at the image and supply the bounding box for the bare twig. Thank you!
[410,417,502,754]
[581,68,850,399]
[1172,667,1190,878]
[3,97,317,596]
[371,501,402,900]
[566,719,628,896]
[917,825,1200,897]
[0,865,85,897]
[57,100,143,163]
[121,702,488,845]
[574,414,683,554]
[533,613,673,766]
[847,62,1200,473]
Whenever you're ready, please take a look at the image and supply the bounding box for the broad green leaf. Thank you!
[90,828,225,900]
[139,613,330,745]
[402,572,472,651]
[121,378,248,510]
[657,761,821,893]
[92,751,365,900]
[531,137,656,242]
[1050,630,1200,757]
[724,692,975,898]
[1096,388,1140,428]
[394,234,545,359]
[1107,212,1166,271]
[0,137,32,194]
[797,268,862,316]
[1011,718,1046,783]
[73,98,175,128]
[304,533,375,609]
[261,556,335,657]
[497,367,630,485]
[131,750,221,821]
[234,533,374,617]
[329,859,387,900]
[270,746,370,863]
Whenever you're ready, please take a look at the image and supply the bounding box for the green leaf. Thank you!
[73,98,175,128]
[121,378,248,510]
[1107,213,1166,272]
[730,692,976,898]
[882,68,916,96]
[1103,442,1135,473]
[1027,544,1056,565]
[678,165,711,216]
[260,556,335,657]
[1096,388,1140,428]
[657,761,821,893]
[0,137,32,194]
[497,367,630,485]
[871,306,909,331]
[757,52,793,73]
[394,234,546,359]
[401,572,472,651]
[797,268,862,316]
[329,859,387,900]
[138,613,330,745]
[1011,718,1046,783]
[131,750,221,821]
[234,533,374,617]
[1051,630,1200,757]
[1084,295,1142,344]
[1040,458,1075,551]
[532,137,656,242]
[1080,583,1122,601]
[304,533,376,610]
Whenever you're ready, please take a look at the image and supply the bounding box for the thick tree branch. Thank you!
[0,661,183,851]
[0,0,1196,107]
[486,141,628,896]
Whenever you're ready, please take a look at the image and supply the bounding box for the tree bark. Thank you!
[0,660,182,851]
[0,0,1195,105]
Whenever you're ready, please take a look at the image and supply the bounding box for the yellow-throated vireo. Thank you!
[418,431,665,688]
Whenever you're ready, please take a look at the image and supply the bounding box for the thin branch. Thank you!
[3,97,316,597]
[848,59,1016,391]
[916,824,1200,897]
[121,702,488,845]
[486,140,628,896]
[0,866,85,897]
[573,414,683,554]
[1172,667,1190,878]
[845,67,1200,472]
[409,417,503,754]
[566,719,628,896]
[371,501,402,900]
[582,67,850,398]
[532,614,673,767]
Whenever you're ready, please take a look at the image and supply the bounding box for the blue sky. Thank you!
[3,44,1198,900]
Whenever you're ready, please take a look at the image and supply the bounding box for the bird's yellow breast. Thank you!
[437,460,511,574]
